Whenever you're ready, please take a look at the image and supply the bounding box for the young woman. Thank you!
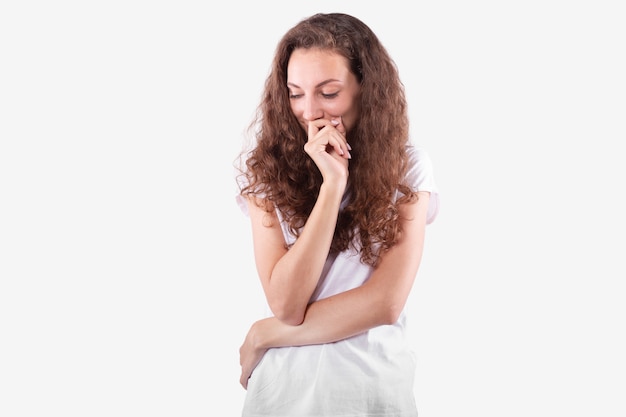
[235,12,440,416]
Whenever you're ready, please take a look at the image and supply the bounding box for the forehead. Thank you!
[287,48,352,85]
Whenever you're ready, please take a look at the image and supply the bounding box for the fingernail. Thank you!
[347,143,352,150]
[331,119,339,125]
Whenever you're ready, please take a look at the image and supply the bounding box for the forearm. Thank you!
[255,196,427,347]
[266,183,346,323]
[254,282,392,349]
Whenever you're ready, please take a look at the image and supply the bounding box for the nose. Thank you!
[302,96,323,122]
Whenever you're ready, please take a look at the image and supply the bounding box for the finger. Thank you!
[330,117,346,135]
[307,119,327,141]
[327,130,351,159]
[306,119,351,158]
[329,117,350,157]
[307,118,343,139]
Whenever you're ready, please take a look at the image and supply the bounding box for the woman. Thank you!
[235,12,439,416]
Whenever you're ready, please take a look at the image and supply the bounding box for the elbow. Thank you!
[369,277,412,325]
[275,309,305,326]
[378,297,406,325]
[278,314,305,326]
[381,305,403,325]
[269,301,306,326]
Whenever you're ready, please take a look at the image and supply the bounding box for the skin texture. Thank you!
[235,13,431,390]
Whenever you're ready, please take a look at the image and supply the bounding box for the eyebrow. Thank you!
[287,79,342,89]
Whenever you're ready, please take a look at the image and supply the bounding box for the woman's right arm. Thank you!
[246,181,343,325]
[247,118,350,326]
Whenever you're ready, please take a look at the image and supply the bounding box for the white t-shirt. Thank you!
[237,146,439,417]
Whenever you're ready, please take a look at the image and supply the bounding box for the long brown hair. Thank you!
[237,13,418,266]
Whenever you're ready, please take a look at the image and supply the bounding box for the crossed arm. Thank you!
[239,190,431,388]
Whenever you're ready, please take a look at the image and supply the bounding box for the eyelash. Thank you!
[289,93,339,99]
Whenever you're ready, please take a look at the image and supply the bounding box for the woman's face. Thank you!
[287,48,361,133]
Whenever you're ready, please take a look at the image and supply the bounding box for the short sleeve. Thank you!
[404,146,440,225]
[234,168,250,217]
[235,194,249,216]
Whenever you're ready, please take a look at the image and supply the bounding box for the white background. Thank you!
[1,1,625,416]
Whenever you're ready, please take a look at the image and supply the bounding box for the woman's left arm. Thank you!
[240,191,431,388]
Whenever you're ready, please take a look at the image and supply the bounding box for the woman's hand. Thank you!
[304,117,351,186]
[239,319,270,390]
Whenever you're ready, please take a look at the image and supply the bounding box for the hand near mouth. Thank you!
[305,117,352,186]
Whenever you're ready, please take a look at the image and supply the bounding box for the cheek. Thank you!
[326,101,352,119]
[337,102,359,130]
[335,92,359,114]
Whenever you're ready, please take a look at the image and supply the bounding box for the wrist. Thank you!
[254,316,297,349]
[319,181,346,202]
[252,318,274,349]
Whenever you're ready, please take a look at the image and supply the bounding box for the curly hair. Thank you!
[236,13,418,266]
